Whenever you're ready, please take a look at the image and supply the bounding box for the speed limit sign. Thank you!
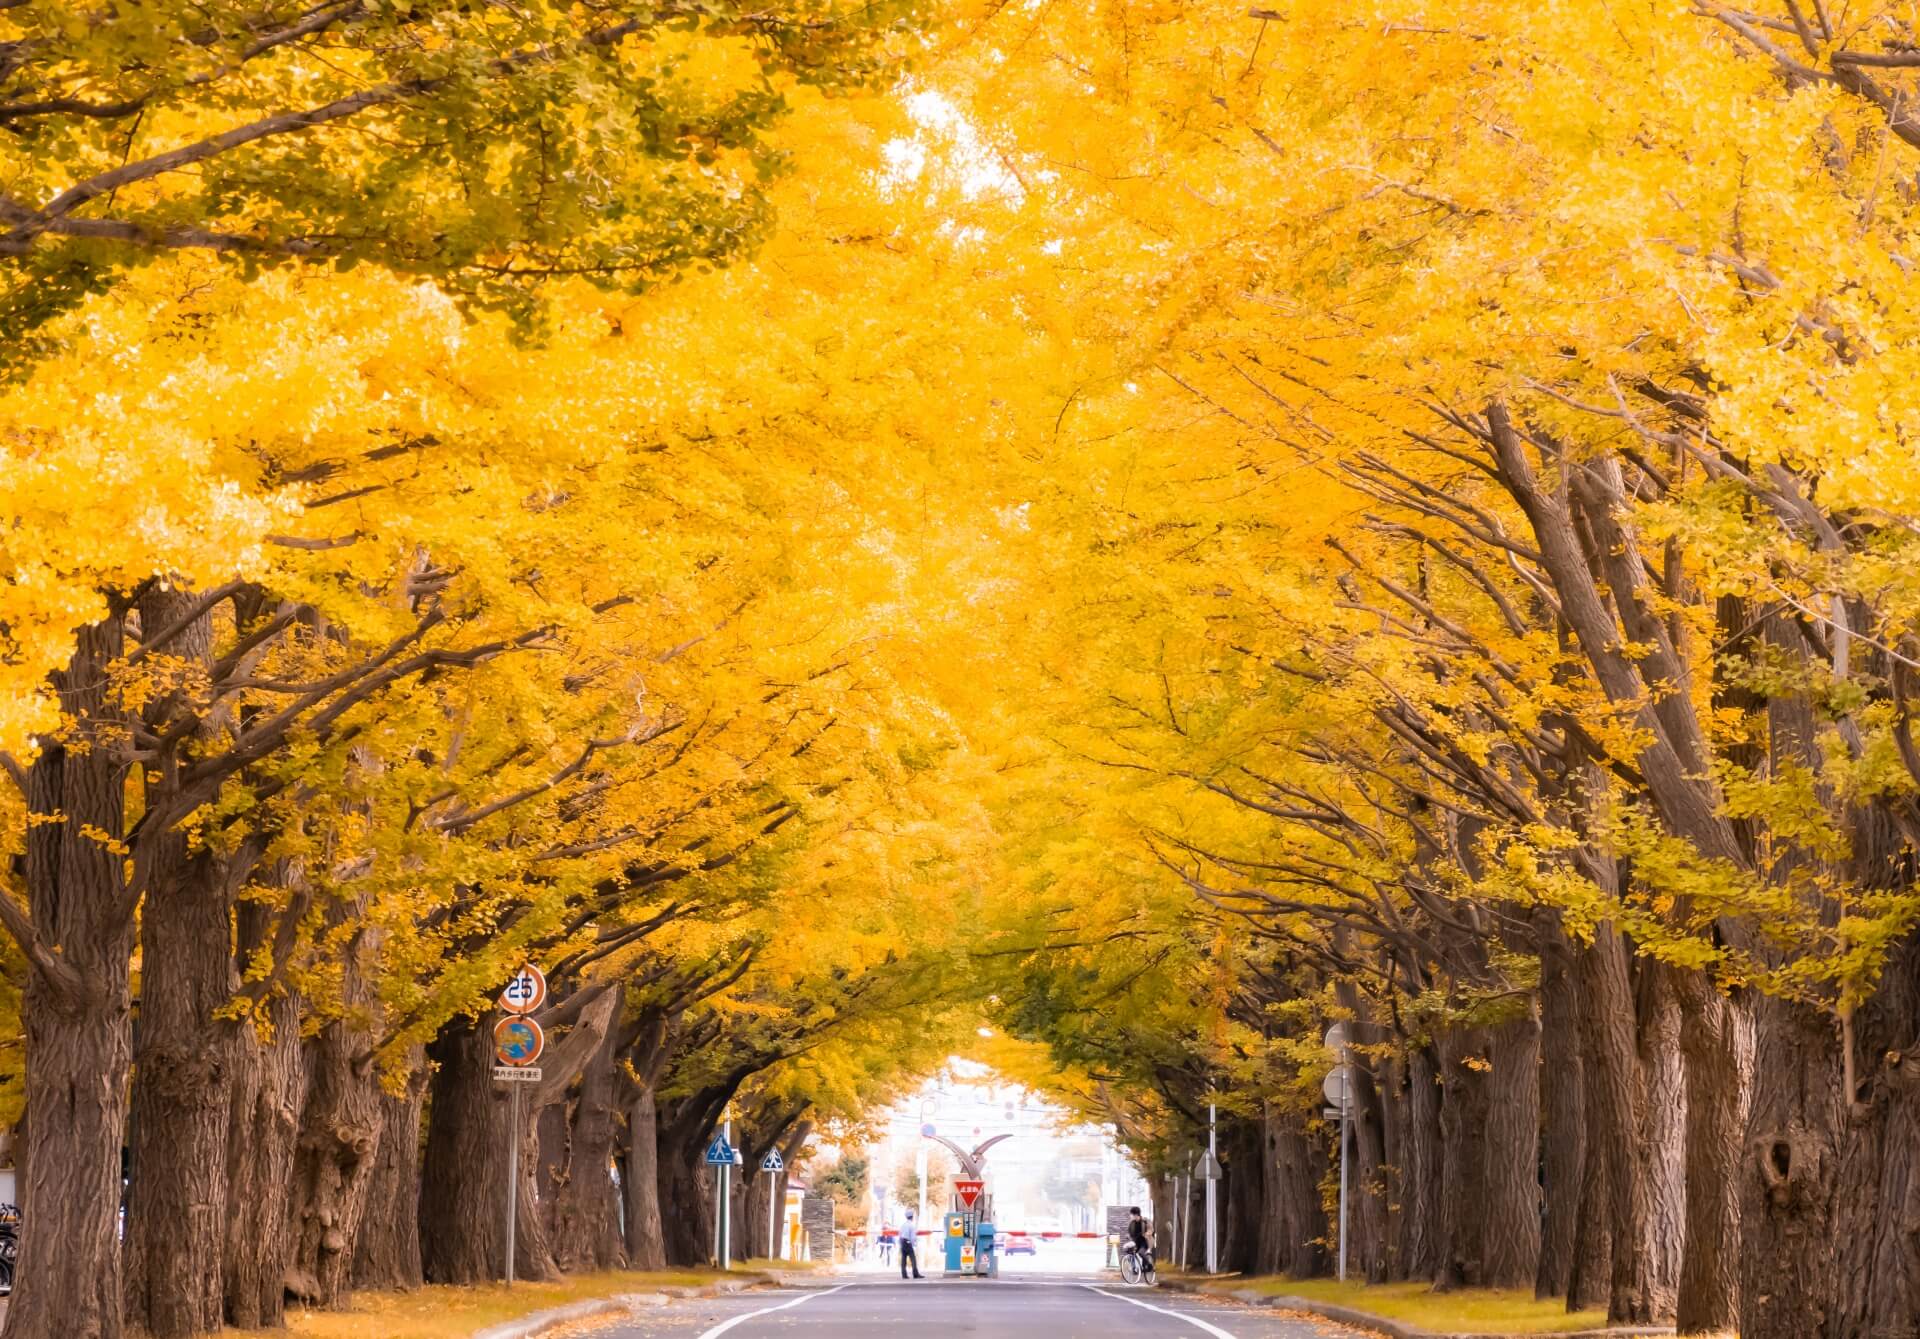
[499,964,547,1015]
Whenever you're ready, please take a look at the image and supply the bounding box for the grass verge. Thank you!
[231,1269,734,1339]
[1223,1278,1611,1334]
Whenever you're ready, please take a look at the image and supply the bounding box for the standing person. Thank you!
[879,1226,894,1268]
[900,1208,924,1279]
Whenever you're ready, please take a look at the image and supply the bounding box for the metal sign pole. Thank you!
[1337,1084,1350,1282]
[505,1081,520,1287]
[1205,1103,1218,1275]
[768,1173,779,1262]
[714,1114,725,1267]
[1170,1170,1180,1271]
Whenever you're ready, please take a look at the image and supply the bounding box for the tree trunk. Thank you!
[1255,1103,1289,1276]
[1401,1040,1445,1282]
[123,860,236,1338]
[1271,1113,1327,1278]
[1350,1058,1392,1283]
[222,986,305,1328]
[1434,1024,1490,1289]
[656,1101,716,1267]
[5,620,135,1339]
[1537,923,1586,1302]
[624,1086,667,1270]
[1638,967,1686,1316]
[1823,932,1920,1338]
[286,1014,387,1305]
[1578,927,1666,1323]
[658,1144,713,1267]
[1482,1009,1543,1289]
[1675,975,1749,1334]
[420,1018,508,1284]
[352,1053,427,1293]
[124,588,236,1339]
[1567,1091,1614,1313]
[1220,1118,1264,1275]
[542,1025,626,1273]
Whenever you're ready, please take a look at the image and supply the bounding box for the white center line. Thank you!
[692,1284,850,1339]
[1080,1284,1241,1338]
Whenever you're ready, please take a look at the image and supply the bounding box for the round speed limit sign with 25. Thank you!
[499,963,547,1015]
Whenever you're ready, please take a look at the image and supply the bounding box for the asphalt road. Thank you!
[601,1278,1360,1339]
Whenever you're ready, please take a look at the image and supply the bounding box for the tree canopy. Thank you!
[4,2,1920,1338]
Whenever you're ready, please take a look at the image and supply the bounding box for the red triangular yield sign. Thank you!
[955,1179,984,1209]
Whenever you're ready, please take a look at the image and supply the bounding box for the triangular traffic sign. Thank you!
[705,1136,737,1166]
[761,1149,785,1173]
[954,1178,984,1209]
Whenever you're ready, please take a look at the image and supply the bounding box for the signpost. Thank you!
[1204,1102,1219,1275]
[953,1179,984,1211]
[1325,1024,1352,1282]
[493,966,547,1287]
[706,1128,738,1270]
[761,1149,786,1260]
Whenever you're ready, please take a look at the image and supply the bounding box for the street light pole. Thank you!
[1205,1103,1218,1275]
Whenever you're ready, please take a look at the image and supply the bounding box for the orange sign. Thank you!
[493,1015,545,1066]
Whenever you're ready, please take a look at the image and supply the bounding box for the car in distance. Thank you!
[1003,1231,1036,1256]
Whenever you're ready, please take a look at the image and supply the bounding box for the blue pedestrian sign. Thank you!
[761,1150,785,1173]
[705,1136,738,1167]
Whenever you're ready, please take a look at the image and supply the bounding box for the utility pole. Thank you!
[1205,1103,1218,1275]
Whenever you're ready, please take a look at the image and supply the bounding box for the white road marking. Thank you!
[1081,1284,1242,1338]
[692,1284,850,1339]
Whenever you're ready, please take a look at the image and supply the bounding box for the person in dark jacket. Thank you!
[1127,1207,1152,1264]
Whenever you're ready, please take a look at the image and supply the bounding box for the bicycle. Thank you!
[1120,1241,1156,1286]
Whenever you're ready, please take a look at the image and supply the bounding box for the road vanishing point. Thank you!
[607,1279,1362,1339]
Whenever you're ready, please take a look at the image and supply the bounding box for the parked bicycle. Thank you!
[0,1201,19,1294]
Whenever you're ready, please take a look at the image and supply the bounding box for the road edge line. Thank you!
[1080,1283,1241,1338]
[694,1283,851,1339]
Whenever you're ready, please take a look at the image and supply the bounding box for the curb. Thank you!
[470,1273,780,1339]
[1157,1279,1675,1339]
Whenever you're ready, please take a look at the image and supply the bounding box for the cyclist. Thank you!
[1123,1206,1155,1283]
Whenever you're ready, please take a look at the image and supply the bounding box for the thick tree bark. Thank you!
[1256,1103,1289,1276]
[655,1114,714,1268]
[420,1018,510,1284]
[1481,1009,1543,1289]
[223,986,305,1328]
[542,1021,626,1273]
[1400,1040,1445,1282]
[1536,921,1586,1301]
[1567,1092,1614,1313]
[1675,975,1749,1334]
[1740,942,1920,1339]
[1379,1048,1408,1282]
[1638,968,1686,1317]
[1267,1110,1327,1278]
[286,946,389,1310]
[124,588,236,1339]
[123,859,236,1338]
[1220,1118,1264,1275]
[1433,1024,1491,1289]
[352,1054,427,1292]
[5,621,135,1339]
[624,1085,668,1270]
[1578,927,1666,1323]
